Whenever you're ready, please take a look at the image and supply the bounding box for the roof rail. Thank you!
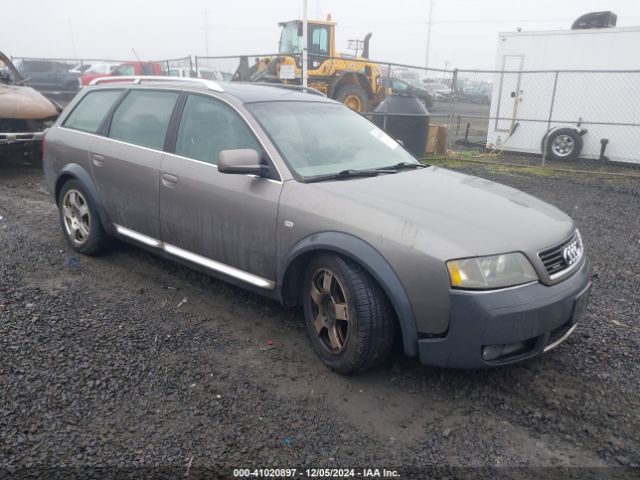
[89,76,224,93]
[251,82,325,97]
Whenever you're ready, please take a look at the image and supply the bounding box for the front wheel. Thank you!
[334,84,369,112]
[302,254,395,374]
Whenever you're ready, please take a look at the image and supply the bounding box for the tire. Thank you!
[544,128,583,161]
[58,179,110,255]
[334,84,369,112]
[302,254,395,374]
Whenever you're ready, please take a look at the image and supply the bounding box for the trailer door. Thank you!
[495,55,524,132]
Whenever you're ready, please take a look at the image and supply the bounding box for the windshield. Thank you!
[0,53,24,84]
[279,23,303,54]
[247,101,420,179]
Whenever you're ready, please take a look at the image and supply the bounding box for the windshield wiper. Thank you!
[375,161,428,171]
[304,168,394,183]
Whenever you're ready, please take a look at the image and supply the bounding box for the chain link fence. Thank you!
[448,68,640,173]
[194,53,640,174]
[9,55,193,102]
[8,51,638,174]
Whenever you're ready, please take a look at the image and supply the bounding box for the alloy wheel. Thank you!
[62,189,91,246]
[551,134,575,157]
[309,268,350,353]
[343,94,363,112]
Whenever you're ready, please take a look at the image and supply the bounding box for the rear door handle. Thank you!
[161,173,179,187]
[92,154,105,167]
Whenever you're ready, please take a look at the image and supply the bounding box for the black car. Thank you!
[381,77,434,109]
[14,59,81,93]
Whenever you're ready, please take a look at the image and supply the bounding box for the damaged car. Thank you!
[0,51,61,159]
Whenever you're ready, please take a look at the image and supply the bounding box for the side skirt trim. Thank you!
[113,223,275,290]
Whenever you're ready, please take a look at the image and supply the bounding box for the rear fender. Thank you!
[55,163,113,234]
[541,124,588,153]
[329,72,374,99]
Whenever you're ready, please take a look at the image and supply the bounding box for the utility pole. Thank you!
[425,0,434,69]
[68,19,78,58]
[302,0,308,87]
[204,10,210,57]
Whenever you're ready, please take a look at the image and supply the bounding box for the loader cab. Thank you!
[278,18,336,71]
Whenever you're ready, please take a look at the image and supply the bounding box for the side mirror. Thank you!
[217,149,262,175]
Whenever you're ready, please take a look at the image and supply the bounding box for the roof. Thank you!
[499,25,640,37]
[278,19,336,27]
[89,77,334,104]
[221,82,333,103]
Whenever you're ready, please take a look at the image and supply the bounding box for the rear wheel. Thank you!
[334,84,368,112]
[302,254,395,374]
[58,180,110,255]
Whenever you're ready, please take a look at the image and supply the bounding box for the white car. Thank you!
[422,82,452,100]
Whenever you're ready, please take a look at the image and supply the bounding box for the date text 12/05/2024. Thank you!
[233,468,400,478]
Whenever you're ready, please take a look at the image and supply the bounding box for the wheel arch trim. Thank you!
[541,124,588,153]
[55,164,112,234]
[278,232,418,357]
[329,72,374,99]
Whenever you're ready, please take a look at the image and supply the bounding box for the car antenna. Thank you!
[131,48,142,63]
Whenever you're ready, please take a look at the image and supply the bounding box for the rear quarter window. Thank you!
[108,90,179,150]
[63,90,123,134]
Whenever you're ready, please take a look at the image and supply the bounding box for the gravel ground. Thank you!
[0,156,639,478]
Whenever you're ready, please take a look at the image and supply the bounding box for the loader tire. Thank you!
[335,84,369,112]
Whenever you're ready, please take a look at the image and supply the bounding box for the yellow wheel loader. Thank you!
[233,16,387,112]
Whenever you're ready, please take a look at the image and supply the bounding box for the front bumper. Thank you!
[0,131,44,145]
[418,257,591,368]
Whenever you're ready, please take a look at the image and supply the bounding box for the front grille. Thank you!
[538,230,584,279]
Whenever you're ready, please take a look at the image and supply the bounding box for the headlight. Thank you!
[447,253,538,290]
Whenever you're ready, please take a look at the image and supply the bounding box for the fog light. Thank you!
[482,344,503,361]
[482,340,534,361]
[501,341,528,357]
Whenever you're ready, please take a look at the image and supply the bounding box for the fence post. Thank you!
[383,62,392,132]
[542,71,560,166]
[446,68,458,153]
[195,56,199,77]
[188,56,194,77]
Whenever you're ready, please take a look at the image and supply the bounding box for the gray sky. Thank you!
[3,0,640,68]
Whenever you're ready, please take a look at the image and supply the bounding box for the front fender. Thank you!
[278,231,418,357]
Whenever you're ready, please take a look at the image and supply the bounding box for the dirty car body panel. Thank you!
[42,78,591,370]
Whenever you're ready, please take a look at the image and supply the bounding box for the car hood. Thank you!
[0,84,61,120]
[309,166,574,258]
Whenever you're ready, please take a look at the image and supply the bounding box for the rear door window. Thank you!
[108,90,179,150]
[174,94,260,164]
[63,90,123,134]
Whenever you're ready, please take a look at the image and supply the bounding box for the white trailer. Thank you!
[486,24,640,164]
